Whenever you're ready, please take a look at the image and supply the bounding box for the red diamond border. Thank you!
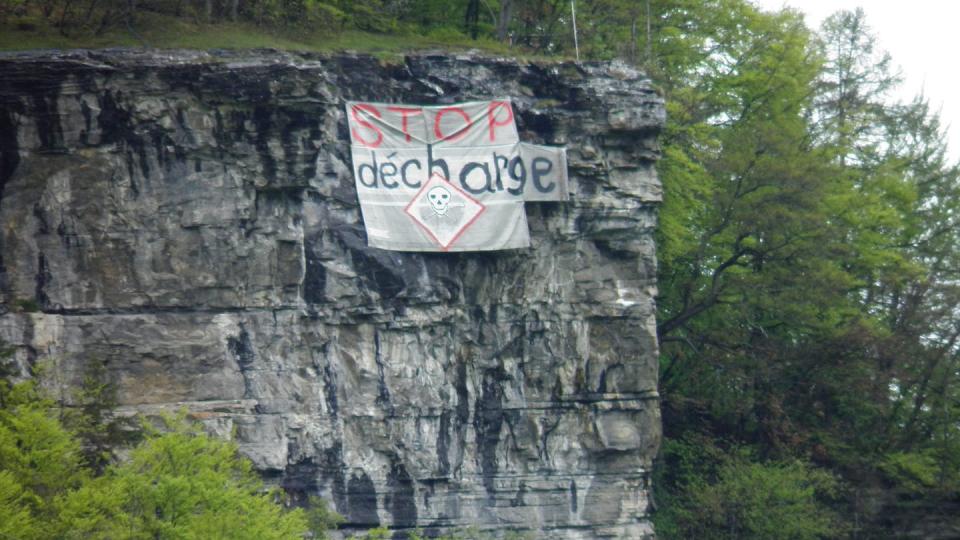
[403,173,487,251]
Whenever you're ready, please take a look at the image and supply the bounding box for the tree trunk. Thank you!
[645,0,652,63]
[58,0,74,35]
[496,0,513,42]
[83,0,101,26]
[465,0,480,39]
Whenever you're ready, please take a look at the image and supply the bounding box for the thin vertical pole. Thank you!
[645,0,652,62]
[571,0,580,63]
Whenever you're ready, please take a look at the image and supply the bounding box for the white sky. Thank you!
[752,0,960,161]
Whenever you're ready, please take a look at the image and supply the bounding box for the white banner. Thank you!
[347,99,568,252]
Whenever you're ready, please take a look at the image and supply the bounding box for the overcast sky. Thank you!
[752,0,960,161]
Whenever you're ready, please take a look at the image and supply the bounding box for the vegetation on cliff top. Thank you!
[0,0,558,55]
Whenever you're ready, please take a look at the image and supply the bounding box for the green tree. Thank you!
[813,8,900,164]
[71,413,309,540]
[657,442,841,540]
[649,1,960,536]
[307,495,345,539]
[0,365,314,539]
[0,375,90,539]
[652,4,862,444]
[0,470,37,539]
[62,359,140,474]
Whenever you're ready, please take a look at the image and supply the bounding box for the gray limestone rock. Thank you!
[0,49,664,539]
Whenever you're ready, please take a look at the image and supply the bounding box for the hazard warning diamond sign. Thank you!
[404,174,485,251]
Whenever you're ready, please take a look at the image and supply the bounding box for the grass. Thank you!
[0,10,517,58]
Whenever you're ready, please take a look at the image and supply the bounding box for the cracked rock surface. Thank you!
[0,49,664,539]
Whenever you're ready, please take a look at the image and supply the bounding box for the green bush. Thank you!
[880,451,941,493]
[0,373,316,540]
[655,443,843,540]
[425,26,467,42]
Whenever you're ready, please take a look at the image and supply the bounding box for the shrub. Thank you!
[655,442,843,540]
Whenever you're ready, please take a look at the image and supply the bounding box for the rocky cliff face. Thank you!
[0,49,664,538]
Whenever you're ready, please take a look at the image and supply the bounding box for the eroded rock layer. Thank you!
[0,50,664,538]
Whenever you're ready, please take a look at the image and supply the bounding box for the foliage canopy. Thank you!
[0,375,311,540]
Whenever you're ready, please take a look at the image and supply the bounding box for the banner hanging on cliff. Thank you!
[347,99,568,252]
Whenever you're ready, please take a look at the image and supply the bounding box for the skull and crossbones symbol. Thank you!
[427,186,452,216]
